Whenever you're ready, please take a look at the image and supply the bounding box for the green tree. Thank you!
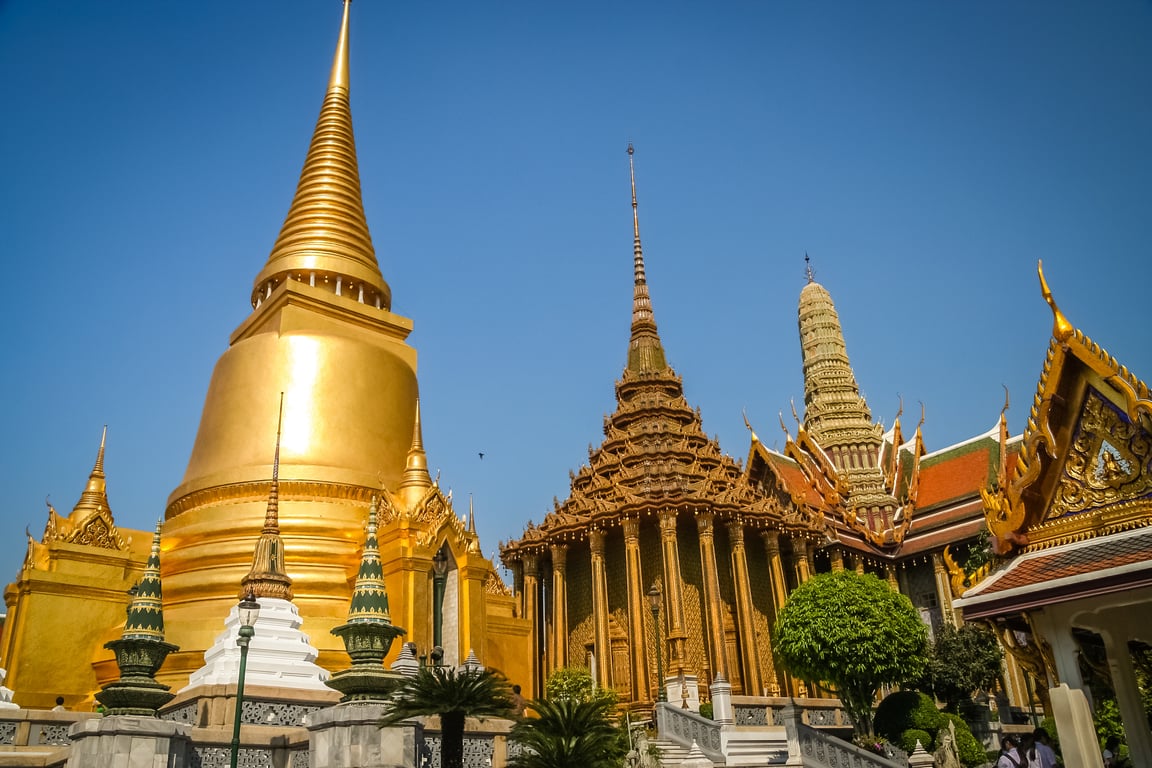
[378,666,513,768]
[916,623,1002,712]
[545,666,617,706]
[773,570,929,737]
[509,695,626,768]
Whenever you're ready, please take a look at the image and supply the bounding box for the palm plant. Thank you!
[378,666,514,768]
[509,696,627,768]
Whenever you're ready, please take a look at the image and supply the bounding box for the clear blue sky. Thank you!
[1,1,1150,584]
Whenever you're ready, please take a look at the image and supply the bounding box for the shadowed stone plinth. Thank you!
[67,716,191,768]
[307,703,422,768]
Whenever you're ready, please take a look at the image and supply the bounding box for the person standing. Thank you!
[996,735,1022,768]
[1031,727,1057,768]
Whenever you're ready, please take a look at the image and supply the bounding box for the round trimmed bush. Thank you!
[900,728,932,753]
[875,691,943,744]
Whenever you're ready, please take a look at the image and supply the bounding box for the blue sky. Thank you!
[1,1,1150,584]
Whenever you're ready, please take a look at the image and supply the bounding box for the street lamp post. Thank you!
[229,590,261,768]
[647,583,665,702]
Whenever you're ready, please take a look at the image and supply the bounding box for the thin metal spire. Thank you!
[625,143,667,373]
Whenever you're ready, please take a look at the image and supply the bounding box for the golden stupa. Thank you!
[1,2,527,708]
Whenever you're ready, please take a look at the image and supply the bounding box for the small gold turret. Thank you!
[252,0,390,311]
[241,396,293,600]
[626,144,667,373]
[72,425,112,519]
[396,398,433,511]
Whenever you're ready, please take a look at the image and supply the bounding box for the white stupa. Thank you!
[181,401,329,693]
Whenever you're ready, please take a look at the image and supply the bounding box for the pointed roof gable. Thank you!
[983,262,1152,556]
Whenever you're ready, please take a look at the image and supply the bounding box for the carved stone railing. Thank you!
[794,725,905,768]
[654,703,724,763]
[732,695,853,730]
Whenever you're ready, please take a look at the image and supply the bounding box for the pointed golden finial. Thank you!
[93,425,107,476]
[625,143,667,373]
[398,399,434,509]
[329,0,352,93]
[804,252,815,284]
[790,398,801,427]
[995,385,1010,489]
[262,393,285,534]
[1037,260,1073,342]
[253,0,390,312]
[917,400,926,430]
[71,426,113,520]
[742,408,760,444]
[468,494,476,534]
[241,393,293,600]
[894,396,903,423]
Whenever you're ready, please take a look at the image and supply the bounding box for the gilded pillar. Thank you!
[589,530,613,689]
[727,520,762,696]
[762,530,793,697]
[885,565,899,591]
[830,548,844,573]
[551,544,569,669]
[696,513,729,681]
[853,555,865,575]
[931,553,957,627]
[522,554,540,695]
[659,509,688,672]
[761,531,790,621]
[622,518,651,700]
[794,538,812,583]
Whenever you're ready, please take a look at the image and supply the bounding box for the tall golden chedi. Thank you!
[160,0,418,681]
[500,147,828,702]
[3,1,528,706]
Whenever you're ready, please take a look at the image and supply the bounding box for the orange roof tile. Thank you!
[917,445,992,509]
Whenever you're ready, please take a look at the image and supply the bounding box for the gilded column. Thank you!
[551,544,569,669]
[853,555,865,576]
[696,513,729,681]
[589,530,613,689]
[931,553,956,627]
[727,520,762,696]
[761,531,790,622]
[522,554,540,694]
[830,548,844,573]
[659,509,688,672]
[622,518,651,700]
[885,565,899,591]
[794,538,812,583]
[762,530,793,697]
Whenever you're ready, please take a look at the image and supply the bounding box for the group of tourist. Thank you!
[997,729,1131,768]
[995,728,1057,768]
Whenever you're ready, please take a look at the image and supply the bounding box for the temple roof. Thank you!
[502,150,820,558]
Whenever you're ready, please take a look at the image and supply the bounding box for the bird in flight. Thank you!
[478,452,485,460]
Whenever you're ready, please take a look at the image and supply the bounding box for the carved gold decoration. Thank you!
[985,264,1152,554]
[1052,390,1152,519]
[941,545,990,599]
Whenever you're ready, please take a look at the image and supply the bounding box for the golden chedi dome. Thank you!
[159,1,418,683]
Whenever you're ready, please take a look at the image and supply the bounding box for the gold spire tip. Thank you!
[1037,260,1073,342]
[328,0,352,92]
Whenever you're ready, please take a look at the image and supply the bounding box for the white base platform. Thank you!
[181,597,330,693]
